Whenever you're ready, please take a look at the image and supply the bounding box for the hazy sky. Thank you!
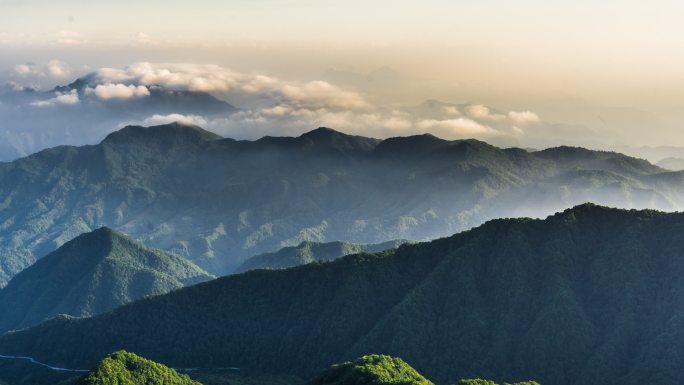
[2,0,684,148]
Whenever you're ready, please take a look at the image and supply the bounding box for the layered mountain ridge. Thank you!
[0,123,683,286]
[3,205,684,385]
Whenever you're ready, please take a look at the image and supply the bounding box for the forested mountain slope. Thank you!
[3,205,684,385]
[0,123,683,285]
[0,227,212,333]
[235,239,407,273]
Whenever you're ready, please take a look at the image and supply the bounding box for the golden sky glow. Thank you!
[2,0,684,147]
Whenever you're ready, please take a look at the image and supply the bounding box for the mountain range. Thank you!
[1,123,684,287]
[3,205,684,385]
[0,227,212,333]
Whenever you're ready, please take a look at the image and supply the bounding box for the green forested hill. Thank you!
[1,124,683,285]
[4,205,684,385]
[76,351,201,385]
[308,355,536,385]
[0,352,532,385]
[307,355,433,385]
[0,227,212,333]
[235,240,408,273]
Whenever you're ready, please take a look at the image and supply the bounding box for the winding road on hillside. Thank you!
[0,353,240,374]
[0,354,89,372]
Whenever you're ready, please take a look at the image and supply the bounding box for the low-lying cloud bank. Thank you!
[1,61,551,159]
[85,62,540,144]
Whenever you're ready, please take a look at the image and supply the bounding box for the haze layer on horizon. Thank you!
[1,0,684,149]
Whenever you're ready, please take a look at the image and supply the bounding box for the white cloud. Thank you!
[508,110,540,125]
[280,81,370,110]
[93,63,243,92]
[13,60,71,79]
[55,30,82,46]
[241,75,279,93]
[135,32,155,45]
[511,126,525,136]
[261,105,291,116]
[31,90,79,107]
[47,60,70,78]
[143,113,208,126]
[443,106,461,116]
[89,63,370,111]
[89,83,150,100]
[14,64,32,75]
[465,104,505,121]
[5,81,28,91]
[13,63,42,76]
[416,118,497,137]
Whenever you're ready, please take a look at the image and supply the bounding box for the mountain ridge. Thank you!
[235,239,408,273]
[3,205,684,385]
[0,124,683,286]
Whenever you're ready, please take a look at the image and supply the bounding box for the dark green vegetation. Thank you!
[0,352,526,385]
[456,381,539,385]
[76,351,200,385]
[3,204,684,385]
[0,123,683,285]
[0,359,80,385]
[187,370,301,385]
[235,240,408,273]
[0,227,212,333]
[307,355,432,385]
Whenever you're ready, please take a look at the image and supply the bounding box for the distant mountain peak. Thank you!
[278,127,380,153]
[374,133,450,157]
[300,126,346,139]
[0,227,213,333]
[101,123,223,145]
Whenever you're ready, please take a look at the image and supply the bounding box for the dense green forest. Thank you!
[0,123,682,286]
[456,380,539,385]
[0,227,212,333]
[76,351,201,385]
[0,352,533,385]
[3,204,684,384]
[235,239,408,272]
[307,355,433,385]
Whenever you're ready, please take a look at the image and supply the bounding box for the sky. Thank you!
[2,0,684,150]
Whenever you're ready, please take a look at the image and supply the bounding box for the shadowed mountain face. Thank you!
[5,205,684,385]
[1,123,684,285]
[235,239,408,273]
[0,227,212,333]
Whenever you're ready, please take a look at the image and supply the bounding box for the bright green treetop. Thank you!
[307,355,433,385]
[77,351,201,385]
